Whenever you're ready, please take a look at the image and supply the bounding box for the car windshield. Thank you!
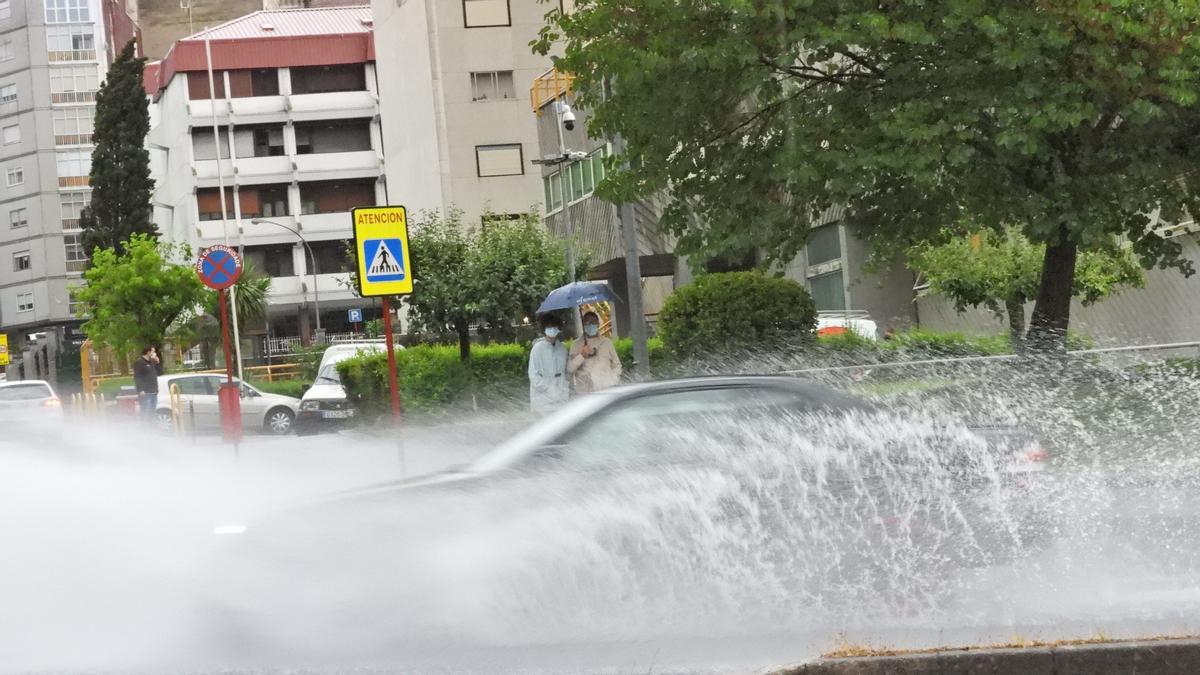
[315,363,342,385]
[0,383,52,401]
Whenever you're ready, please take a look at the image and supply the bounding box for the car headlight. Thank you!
[300,400,319,411]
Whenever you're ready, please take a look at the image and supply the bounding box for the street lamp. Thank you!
[250,218,321,334]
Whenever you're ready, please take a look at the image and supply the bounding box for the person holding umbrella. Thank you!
[568,311,622,393]
[528,314,569,412]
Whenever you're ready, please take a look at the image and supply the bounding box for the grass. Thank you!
[249,379,308,398]
[821,633,1194,659]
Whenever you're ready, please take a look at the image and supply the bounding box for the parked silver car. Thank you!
[156,374,299,435]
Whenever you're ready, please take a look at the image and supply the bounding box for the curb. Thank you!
[777,637,1200,674]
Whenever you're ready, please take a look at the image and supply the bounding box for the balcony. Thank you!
[296,211,355,237]
[293,150,380,181]
[267,273,356,307]
[288,91,376,122]
[229,96,288,124]
[187,98,230,122]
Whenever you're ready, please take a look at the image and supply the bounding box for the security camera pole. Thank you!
[553,97,583,337]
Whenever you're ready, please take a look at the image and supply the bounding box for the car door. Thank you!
[167,376,216,429]
[239,382,267,429]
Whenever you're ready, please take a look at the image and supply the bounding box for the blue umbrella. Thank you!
[537,281,618,315]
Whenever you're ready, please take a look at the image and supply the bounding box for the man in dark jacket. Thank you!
[133,346,163,420]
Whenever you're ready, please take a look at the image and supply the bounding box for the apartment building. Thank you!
[0,0,139,384]
[145,6,384,353]
[371,0,555,227]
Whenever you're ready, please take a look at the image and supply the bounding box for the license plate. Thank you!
[322,410,353,419]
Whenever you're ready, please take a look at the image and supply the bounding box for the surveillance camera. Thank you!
[562,109,576,131]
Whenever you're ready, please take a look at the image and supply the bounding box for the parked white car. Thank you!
[296,341,390,435]
[0,380,63,421]
[156,373,300,435]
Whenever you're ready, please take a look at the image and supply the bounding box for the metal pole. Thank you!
[382,296,401,424]
[555,99,583,337]
[612,131,649,378]
[205,30,243,383]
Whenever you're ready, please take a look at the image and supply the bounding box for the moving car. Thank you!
[156,373,300,435]
[0,380,63,421]
[295,341,389,435]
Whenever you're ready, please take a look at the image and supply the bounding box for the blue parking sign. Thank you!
[348,308,363,323]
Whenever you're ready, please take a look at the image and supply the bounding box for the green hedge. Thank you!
[816,328,1092,360]
[337,338,671,419]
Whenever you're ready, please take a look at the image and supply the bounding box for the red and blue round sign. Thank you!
[195,244,243,290]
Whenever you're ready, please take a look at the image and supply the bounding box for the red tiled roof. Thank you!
[145,6,375,98]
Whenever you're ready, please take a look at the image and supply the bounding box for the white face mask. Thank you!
[544,327,560,339]
[584,324,600,337]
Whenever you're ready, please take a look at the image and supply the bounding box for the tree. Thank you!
[73,234,205,356]
[538,1,1200,349]
[187,261,271,367]
[908,230,1145,345]
[401,209,579,360]
[80,40,155,256]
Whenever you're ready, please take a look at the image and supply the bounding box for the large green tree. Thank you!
[73,234,205,356]
[81,40,155,255]
[537,0,1200,349]
[908,229,1145,345]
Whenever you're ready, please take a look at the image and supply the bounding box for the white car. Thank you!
[0,380,63,421]
[156,373,300,435]
[296,342,390,435]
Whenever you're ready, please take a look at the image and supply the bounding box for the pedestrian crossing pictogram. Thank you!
[362,238,407,283]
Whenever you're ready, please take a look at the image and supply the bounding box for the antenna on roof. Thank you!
[180,0,194,36]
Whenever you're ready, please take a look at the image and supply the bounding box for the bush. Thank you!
[250,379,307,398]
[657,272,817,356]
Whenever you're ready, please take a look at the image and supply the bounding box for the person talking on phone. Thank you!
[568,311,622,394]
[133,345,164,420]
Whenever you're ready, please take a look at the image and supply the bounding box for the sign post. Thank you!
[196,244,244,444]
[348,308,363,334]
[352,205,412,425]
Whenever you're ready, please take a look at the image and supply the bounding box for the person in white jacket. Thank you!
[528,314,569,412]
[568,311,622,393]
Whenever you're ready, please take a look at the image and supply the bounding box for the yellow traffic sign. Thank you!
[353,205,413,297]
[0,334,8,367]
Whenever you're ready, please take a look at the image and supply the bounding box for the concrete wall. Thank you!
[916,236,1200,346]
[374,0,554,226]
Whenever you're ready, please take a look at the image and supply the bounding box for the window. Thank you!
[16,292,33,313]
[299,179,376,215]
[7,166,23,186]
[49,66,99,103]
[187,71,225,100]
[290,64,366,95]
[463,0,510,27]
[47,26,96,62]
[0,40,12,61]
[809,270,846,311]
[2,124,17,145]
[54,108,93,145]
[197,185,291,221]
[807,224,842,265]
[543,171,563,212]
[476,144,523,177]
[57,151,91,187]
[0,84,15,104]
[251,128,286,157]
[470,71,515,101]
[243,244,296,278]
[310,239,352,274]
[170,376,213,396]
[12,250,29,272]
[60,192,87,228]
[10,207,26,228]
[482,213,523,229]
[293,119,372,154]
[64,233,86,272]
[46,0,90,23]
[0,1,10,21]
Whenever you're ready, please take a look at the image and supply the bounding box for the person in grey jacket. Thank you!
[528,315,569,412]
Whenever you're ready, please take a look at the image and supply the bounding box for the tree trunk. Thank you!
[1005,297,1026,350]
[1026,233,1078,352]
[456,321,471,362]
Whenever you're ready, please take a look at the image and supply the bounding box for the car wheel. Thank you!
[155,410,174,432]
[264,407,295,435]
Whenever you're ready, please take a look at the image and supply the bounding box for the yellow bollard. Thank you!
[169,383,184,434]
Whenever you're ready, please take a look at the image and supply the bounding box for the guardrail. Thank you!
[780,340,1200,376]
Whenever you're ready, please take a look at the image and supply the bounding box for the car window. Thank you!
[550,386,809,468]
[0,383,52,401]
[315,363,342,385]
[171,378,212,396]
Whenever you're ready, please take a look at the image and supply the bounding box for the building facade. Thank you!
[146,6,384,356]
[371,0,554,227]
[0,0,139,384]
